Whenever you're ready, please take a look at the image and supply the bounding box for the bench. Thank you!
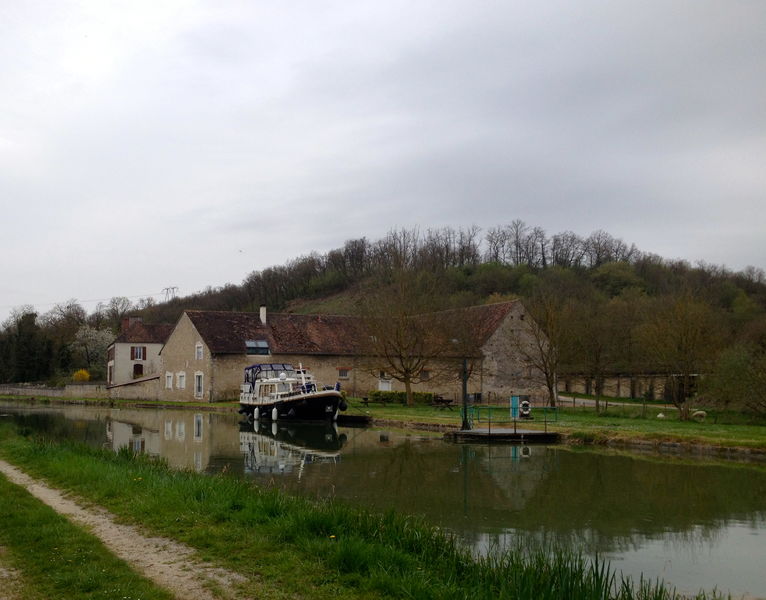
[431,395,454,410]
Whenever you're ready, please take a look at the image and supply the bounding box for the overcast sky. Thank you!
[1,1,765,322]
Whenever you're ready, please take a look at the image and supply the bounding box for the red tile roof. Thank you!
[185,310,362,355]
[113,322,174,345]
[460,300,520,347]
[182,301,521,357]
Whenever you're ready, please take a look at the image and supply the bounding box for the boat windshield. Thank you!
[244,363,296,384]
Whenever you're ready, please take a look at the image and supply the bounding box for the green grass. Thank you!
[344,397,766,451]
[548,406,766,449]
[0,394,237,410]
[0,423,726,599]
[0,470,173,600]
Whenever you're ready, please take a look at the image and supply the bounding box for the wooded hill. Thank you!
[2,223,765,413]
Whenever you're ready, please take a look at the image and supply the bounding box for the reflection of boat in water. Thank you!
[238,420,347,477]
[238,363,347,421]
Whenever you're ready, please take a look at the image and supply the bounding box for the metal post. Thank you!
[461,357,470,430]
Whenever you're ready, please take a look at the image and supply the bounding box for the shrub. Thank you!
[72,369,90,382]
[367,390,434,404]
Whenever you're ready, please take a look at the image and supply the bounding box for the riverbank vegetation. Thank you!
[0,423,725,599]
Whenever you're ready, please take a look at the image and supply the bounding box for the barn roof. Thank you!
[185,310,362,355]
[181,300,521,356]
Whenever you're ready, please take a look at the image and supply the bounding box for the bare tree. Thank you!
[106,297,133,331]
[357,270,460,406]
[512,281,574,407]
[638,294,724,420]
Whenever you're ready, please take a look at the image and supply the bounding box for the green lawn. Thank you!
[345,397,766,450]
[550,407,766,449]
[0,394,238,410]
[0,471,173,600]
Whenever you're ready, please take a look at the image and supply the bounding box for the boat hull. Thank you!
[239,391,345,422]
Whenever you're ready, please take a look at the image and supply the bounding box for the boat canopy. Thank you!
[244,363,295,385]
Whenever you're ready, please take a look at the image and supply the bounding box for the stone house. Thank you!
[106,317,173,387]
[156,301,546,404]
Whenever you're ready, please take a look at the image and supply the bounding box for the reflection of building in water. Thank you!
[239,421,346,479]
[107,418,161,455]
[103,409,242,472]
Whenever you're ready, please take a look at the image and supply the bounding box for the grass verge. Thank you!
[0,470,173,600]
[345,398,766,451]
[0,422,725,600]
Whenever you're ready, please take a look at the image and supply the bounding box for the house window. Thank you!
[165,372,173,389]
[245,340,270,355]
[194,372,204,399]
[133,364,144,378]
[338,368,350,379]
[195,343,203,360]
[177,372,186,389]
[421,370,430,381]
[131,346,146,360]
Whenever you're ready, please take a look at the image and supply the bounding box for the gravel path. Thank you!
[0,460,249,600]
[0,546,23,600]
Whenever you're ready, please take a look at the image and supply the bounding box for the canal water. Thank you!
[1,400,765,599]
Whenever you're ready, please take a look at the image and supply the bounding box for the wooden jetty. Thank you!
[445,427,561,444]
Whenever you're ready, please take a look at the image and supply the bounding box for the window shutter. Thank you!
[130,347,135,360]
[142,346,147,360]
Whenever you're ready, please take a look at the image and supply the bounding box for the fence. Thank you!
[468,404,557,433]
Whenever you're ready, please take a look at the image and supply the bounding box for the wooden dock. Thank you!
[445,427,561,444]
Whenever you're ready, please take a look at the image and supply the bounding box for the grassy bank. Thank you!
[0,469,173,600]
[345,398,766,452]
[0,393,238,411]
[0,423,722,600]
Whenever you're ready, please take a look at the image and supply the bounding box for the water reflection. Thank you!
[238,420,346,477]
[2,400,766,598]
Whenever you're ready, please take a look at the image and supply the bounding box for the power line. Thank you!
[0,291,168,312]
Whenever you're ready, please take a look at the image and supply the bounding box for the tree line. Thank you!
[2,222,765,415]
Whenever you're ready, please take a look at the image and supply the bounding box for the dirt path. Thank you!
[0,546,24,600]
[0,460,249,600]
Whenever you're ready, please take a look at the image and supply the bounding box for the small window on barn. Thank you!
[421,370,430,381]
[245,340,270,355]
[337,368,350,379]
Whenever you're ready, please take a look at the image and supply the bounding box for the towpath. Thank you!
[0,459,249,600]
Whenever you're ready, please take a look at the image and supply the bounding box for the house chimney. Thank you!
[260,305,267,324]
[121,316,143,332]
